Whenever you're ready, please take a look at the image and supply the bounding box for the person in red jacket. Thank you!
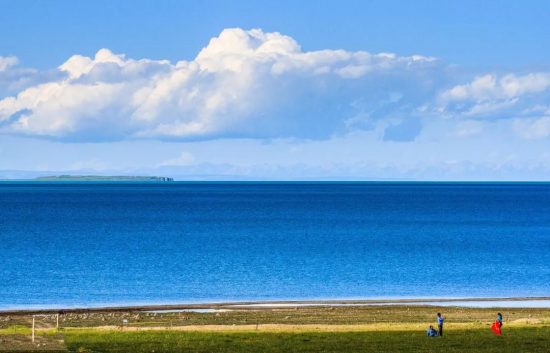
[491,312,503,335]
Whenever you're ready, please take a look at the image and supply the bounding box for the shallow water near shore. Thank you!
[1,182,549,309]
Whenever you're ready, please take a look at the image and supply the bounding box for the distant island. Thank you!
[32,175,174,182]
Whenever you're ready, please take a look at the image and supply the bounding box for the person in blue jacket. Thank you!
[437,313,445,336]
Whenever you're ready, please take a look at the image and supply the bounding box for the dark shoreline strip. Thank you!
[1,297,550,316]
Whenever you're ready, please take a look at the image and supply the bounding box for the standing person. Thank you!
[491,312,503,335]
[437,313,445,337]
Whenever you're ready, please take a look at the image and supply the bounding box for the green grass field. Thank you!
[1,306,549,352]
[63,327,550,353]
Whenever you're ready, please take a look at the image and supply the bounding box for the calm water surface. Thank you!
[1,182,549,309]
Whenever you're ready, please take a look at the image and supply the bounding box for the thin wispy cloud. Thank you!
[0,56,18,72]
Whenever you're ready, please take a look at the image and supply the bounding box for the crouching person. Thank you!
[427,325,439,337]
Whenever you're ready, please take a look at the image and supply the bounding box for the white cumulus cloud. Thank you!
[0,28,438,141]
[441,73,550,102]
[438,73,550,120]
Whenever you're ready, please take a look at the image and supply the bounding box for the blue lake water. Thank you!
[1,182,549,309]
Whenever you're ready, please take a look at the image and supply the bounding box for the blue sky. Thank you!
[1,0,550,180]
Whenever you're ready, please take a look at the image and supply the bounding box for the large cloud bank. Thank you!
[1,28,550,142]
[0,28,438,141]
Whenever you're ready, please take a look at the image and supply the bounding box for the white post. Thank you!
[56,313,59,330]
[32,315,35,343]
